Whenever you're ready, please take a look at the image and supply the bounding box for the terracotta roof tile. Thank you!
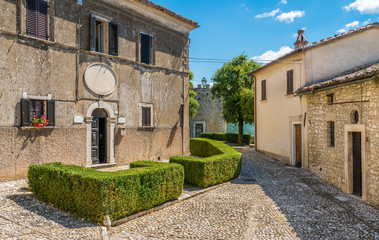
[251,22,379,74]
[296,61,379,94]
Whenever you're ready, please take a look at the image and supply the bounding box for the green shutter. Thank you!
[21,99,31,126]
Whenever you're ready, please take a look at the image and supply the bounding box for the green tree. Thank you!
[210,54,260,145]
[189,70,199,118]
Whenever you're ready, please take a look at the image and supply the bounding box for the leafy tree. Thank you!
[189,70,199,118]
[210,54,260,145]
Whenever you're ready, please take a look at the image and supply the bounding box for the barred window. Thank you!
[328,121,335,147]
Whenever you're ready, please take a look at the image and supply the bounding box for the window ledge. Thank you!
[20,126,56,130]
[284,93,294,96]
[138,126,155,129]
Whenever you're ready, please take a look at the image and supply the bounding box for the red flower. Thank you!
[45,122,49,126]
[37,124,43,127]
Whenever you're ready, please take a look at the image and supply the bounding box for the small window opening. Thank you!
[327,94,334,105]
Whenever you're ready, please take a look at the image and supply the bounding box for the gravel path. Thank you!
[1,147,379,239]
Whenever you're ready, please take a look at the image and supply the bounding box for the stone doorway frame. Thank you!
[192,121,206,138]
[86,101,116,167]
[344,124,367,201]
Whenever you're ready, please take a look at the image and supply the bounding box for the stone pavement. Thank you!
[1,148,379,239]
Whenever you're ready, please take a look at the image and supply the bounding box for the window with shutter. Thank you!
[21,99,31,126]
[287,70,294,94]
[261,80,267,100]
[141,33,152,64]
[47,100,55,126]
[20,98,55,127]
[142,107,151,126]
[109,22,118,56]
[90,15,96,51]
[26,0,48,40]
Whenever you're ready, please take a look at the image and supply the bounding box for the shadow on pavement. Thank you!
[7,194,96,229]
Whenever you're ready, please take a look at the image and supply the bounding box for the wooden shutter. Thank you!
[287,70,293,94]
[330,121,335,147]
[21,99,31,126]
[261,80,266,100]
[37,0,48,40]
[141,33,152,64]
[26,0,37,37]
[142,107,151,126]
[89,15,96,51]
[47,100,55,126]
[109,22,118,56]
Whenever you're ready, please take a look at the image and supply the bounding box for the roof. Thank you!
[251,22,379,74]
[138,0,199,28]
[296,61,379,95]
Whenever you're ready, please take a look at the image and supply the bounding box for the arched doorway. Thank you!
[86,101,116,167]
[91,109,107,164]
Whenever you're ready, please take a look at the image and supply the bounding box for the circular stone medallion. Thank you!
[84,64,117,96]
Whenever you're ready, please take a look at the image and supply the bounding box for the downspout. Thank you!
[182,75,184,155]
[76,4,81,102]
[254,76,257,150]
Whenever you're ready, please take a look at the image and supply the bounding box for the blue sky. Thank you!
[153,0,379,85]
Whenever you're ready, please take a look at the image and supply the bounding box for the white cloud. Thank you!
[253,46,293,63]
[292,33,298,38]
[336,21,360,33]
[362,18,371,25]
[240,3,249,12]
[255,9,280,19]
[276,10,305,23]
[301,27,307,30]
[343,0,379,14]
[279,0,287,4]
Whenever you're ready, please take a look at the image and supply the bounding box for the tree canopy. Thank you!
[210,54,260,144]
[189,70,199,118]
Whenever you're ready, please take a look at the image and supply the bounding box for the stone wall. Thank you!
[189,85,226,138]
[306,79,379,207]
[0,0,194,180]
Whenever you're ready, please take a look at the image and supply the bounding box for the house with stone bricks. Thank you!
[0,0,198,180]
[189,77,226,138]
[252,22,379,207]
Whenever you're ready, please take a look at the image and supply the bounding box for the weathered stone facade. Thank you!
[306,78,379,207]
[0,0,198,180]
[189,78,226,138]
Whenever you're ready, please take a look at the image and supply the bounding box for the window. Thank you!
[139,103,153,127]
[90,15,118,56]
[140,33,153,64]
[327,94,334,105]
[26,0,48,40]
[21,99,55,126]
[261,80,267,100]
[328,121,335,147]
[287,70,294,94]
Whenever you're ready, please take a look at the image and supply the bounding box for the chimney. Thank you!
[294,29,308,50]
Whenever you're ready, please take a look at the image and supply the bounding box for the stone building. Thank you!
[296,63,379,207]
[189,78,226,138]
[0,0,198,180]
[252,22,379,207]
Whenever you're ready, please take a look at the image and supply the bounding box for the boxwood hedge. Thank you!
[170,138,242,188]
[200,132,251,145]
[28,161,184,223]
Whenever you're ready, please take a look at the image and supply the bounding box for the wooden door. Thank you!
[352,132,362,196]
[91,117,106,164]
[295,124,302,167]
[91,118,100,165]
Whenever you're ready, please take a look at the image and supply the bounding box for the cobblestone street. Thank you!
[109,148,379,240]
[1,148,379,239]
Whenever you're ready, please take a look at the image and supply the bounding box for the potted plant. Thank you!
[32,115,49,127]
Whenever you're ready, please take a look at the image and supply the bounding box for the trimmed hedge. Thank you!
[28,161,184,223]
[170,138,242,188]
[200,132,251,145]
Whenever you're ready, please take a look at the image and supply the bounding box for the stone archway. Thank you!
[85,101,116,167]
